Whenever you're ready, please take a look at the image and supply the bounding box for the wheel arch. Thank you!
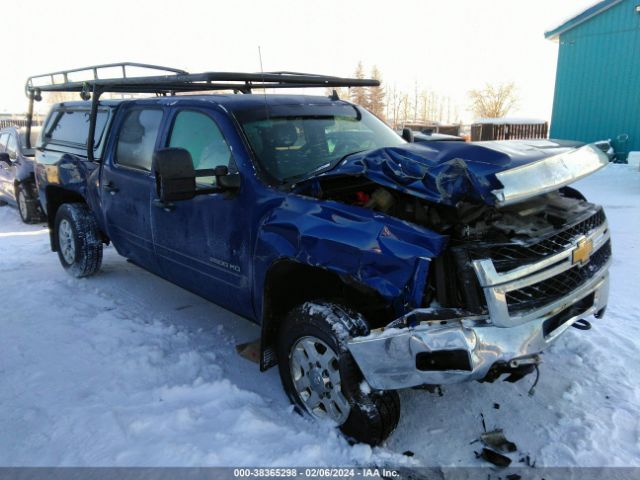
[45,186,107,251]
[258,258,393,371]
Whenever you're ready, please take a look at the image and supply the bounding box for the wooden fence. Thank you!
[471,122,548,141]
[0,118,43,129]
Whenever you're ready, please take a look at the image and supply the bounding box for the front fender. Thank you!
[253,195,448,318]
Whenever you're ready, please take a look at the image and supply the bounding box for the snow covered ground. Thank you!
[0,164,639,468]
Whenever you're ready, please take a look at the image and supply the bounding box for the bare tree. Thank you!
[468,82,518,118]
[387,84,400,128]
[400,93,410,128]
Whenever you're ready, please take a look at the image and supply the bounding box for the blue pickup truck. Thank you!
[27,64,611,445]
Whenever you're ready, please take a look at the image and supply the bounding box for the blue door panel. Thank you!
[102,170,155,261]
[100,106,164,274]
[151,107,254,318]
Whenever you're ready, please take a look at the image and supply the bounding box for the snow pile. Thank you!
[627,151,640,169]
[1,164,639,467]
[0,209,408,467]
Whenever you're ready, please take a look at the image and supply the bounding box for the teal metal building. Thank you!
[545,0,640,160]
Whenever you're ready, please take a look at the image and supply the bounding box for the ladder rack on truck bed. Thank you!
[24,61,380,160]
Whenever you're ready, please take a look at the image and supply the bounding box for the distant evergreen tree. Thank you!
[349,61,369,108]
[367,65,386,120]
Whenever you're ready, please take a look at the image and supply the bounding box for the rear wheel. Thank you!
[17,185,44,224]
[54,203,103,277]
[277,301,401,445]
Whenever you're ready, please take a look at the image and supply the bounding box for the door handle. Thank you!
[104,181,119,195]
[153,199,175,212]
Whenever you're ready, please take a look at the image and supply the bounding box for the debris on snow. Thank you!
[236,339,261,364]
[480,429,517,453]
[476,447,512,468]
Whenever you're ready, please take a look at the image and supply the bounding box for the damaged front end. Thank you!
[347,258,608,390]
[294,140,611,390]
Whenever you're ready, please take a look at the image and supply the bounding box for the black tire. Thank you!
[0,199,7,206]
[54,203,103,278]
[277,301,401,446]
[16,184,44,224]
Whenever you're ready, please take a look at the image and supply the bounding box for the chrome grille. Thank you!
[490,208,606,272]
[505,240,611,314]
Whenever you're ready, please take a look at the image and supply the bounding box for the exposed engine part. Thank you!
[365,187,395,212]
[314,177,598,245]
[313,177,604,318]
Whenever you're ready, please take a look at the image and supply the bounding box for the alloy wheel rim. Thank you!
[58,219,75,264]
[289,336,351,425]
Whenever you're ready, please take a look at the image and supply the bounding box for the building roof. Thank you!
[544,0,623,39]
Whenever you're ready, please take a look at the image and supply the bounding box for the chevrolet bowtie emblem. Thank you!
[572,239,593,266]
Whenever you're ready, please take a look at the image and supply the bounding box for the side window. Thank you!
[47,110,109,146]
[7,134,17,160]
[0,133,9,151]
[115,109,163,171]
[168,110,233,186]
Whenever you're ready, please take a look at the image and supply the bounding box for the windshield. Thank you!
[239,105,404,183]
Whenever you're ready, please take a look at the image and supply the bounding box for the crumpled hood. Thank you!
[299,140,608,207]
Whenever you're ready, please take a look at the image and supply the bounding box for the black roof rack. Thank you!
[25,62,379,159]
[25,62,378,96]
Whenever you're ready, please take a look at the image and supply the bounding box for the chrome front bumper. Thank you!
[347,221,611,391]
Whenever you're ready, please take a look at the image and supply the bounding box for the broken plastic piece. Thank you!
[236,339,261,364]
[478,447,512,468]
[480,429,517,453]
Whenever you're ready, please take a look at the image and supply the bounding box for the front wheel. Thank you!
[17,185,44,224]
[54,203,103,278]
[277,302,400,446]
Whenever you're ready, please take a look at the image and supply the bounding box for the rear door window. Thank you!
[115,109,163,171]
